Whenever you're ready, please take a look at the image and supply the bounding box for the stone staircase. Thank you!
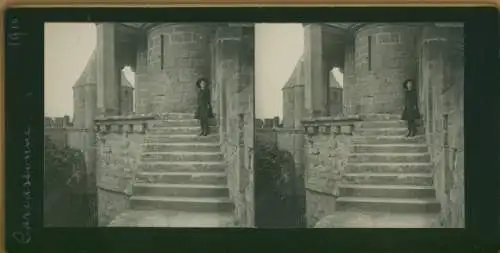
[110,113,235,227]
[332,114,441,228]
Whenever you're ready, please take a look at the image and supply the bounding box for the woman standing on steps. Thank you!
[195,78,214,136]
[401,79,420,137]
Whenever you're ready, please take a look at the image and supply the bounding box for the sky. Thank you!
[44,23,341,119]
[254,23,304,119]
[44,23,134,118]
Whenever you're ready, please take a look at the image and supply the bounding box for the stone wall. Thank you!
[418,24,464,228]
[94,116,154,226]
[303,117,358,227]
[215,25,255,227]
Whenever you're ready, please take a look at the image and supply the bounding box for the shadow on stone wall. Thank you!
[254,136,305,228]
[44,136,97,227]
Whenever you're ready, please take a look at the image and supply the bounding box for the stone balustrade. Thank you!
[302,115,361,136]
[94,114,159,134]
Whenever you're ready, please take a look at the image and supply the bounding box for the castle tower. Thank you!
[350,23,419,114]
[282,56,306,129]
[132,23,215,114]
[73,49,98,130]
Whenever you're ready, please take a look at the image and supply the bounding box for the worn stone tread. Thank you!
[130,195,232,203]
[339,184,434,190]
[138,171,226,177]
[141,142,220,146]
[143,151,223,155]
[134,183,228,189]
[360,127,408,131]
[344,172,432,177]
[314,211,440,228]
[337,197,439,204]
[142,161,224,165]
[353,136,425,140]
[108,210,236,227]
[350,153,428,157]
[353,144,427,147]
[146,134,218,138]
[347,162,432,166]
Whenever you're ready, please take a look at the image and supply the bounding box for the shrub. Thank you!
[44,136,86,189]
[254,137,299,228]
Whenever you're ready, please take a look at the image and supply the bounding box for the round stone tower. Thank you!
[145,23,215,113]
[350,23,419,114]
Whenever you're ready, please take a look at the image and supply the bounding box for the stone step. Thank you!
[159,113,196,120]
[136,172,227,185]
[352,144,428,153]
[345,163,432,174]
[313,211,440,228]
[348,153,430,163]
[133,183,230,198]
[357,128,408,137]
[130,196,234,212]
[153,119,200,127]
[353,135,425,145]
[361,114,401,121]
[357,120,407,129]
[139,161,226,173]
[142,143,221,152]
[144,134,219,144]
[142,151,224,162]
[148,126,219,135]
[336,197,440,213]
[343,173,433,186]
[339,184,435,199]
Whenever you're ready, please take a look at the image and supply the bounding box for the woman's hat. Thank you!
[196,78,210,89]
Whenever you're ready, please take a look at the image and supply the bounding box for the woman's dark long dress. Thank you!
[401,89,420,136]
[195,87,214,135]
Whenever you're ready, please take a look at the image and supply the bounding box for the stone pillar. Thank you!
[342,37,356,115]
[96,23,120,116]
[303,24,328,118]
[350,23,419,115]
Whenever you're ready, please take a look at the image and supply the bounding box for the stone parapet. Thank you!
[302,115,361,136]
[94,114,158,135]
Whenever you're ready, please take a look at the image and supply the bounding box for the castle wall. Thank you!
[419,24,464,228]
[215,25,255,227]
[94,121,149,226]
[348,24,419,114]
[135,24,214,114]
[302,119,356,227]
